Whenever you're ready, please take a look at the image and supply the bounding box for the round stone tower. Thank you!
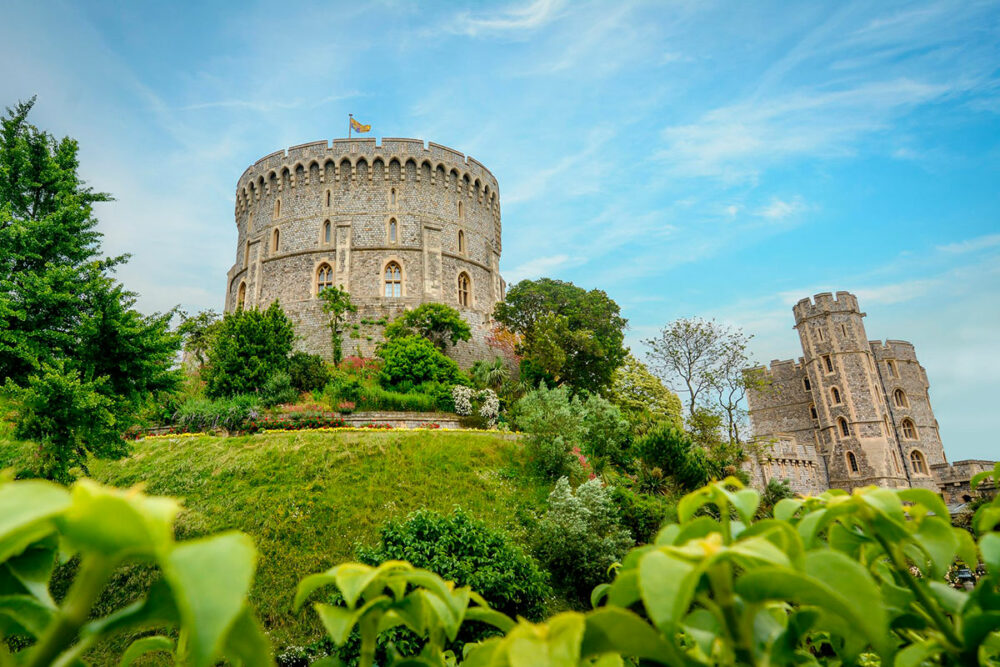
[224,138,505,366]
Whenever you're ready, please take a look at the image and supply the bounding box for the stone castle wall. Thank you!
[746,291,986,497]
[224,139,505,366]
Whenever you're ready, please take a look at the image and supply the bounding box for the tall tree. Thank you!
[493,278,627,395]
[0,98,181,479]
[318,286,357,363]
[202,302,295,398]
[176,309,221,369]
[644,318,767,444]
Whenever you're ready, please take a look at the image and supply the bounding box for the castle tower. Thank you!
[792,292,911,490]
[223,138,504,366]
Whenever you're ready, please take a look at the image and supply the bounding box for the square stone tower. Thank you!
[748,291,951,493]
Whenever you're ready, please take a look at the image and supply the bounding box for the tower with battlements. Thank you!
[747,291,990,500]
[224,138,504,366]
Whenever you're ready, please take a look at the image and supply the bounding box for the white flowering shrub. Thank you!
[477,388,500,428]
[451,385,474,416]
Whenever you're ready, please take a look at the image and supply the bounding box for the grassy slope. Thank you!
[1,429,550,658]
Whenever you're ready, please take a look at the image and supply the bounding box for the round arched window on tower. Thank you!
[458,272,470,307]
[316,263,334,294]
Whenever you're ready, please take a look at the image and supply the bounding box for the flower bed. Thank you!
[250,414,347,432]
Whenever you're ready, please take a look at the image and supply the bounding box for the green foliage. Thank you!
[172,394,260,433]
[635,422,710,490]
[384,302,472,351]
[176,309,221,369]
[319,286,357,364]
[260,371,298,407]
[322,372,444,412]
[0,99,181,481]
[376,335,464,390]
[3,360,122,483]
[513,384,631,479]
[532,478,633,605]
[287,351,331,393]
[610,353,684,429]
[756,477,794,518]
[610,485,678,545]
[493,278,628,394]
[0,476,269,666]
[356,508,550,620]
[203,302,295,398]
[470,356,511,393]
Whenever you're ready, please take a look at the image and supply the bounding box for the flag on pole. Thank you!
[350,117,371,133]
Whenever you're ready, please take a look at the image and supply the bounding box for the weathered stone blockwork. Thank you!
[746,291,994,498]
[224,139,505,367]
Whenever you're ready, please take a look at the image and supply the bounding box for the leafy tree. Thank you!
[176,309,220,369]
[384,302,471,351]
[644,317,768,443]
[493,278,627,394]
[375,335,464,389]
[203,302,294,398]
[634,421,709,490]
[287,351,330,392]
[610,353,684,428]
[3,361,120,483]
[319,285,357,363]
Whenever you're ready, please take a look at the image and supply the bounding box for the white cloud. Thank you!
[936,233,1000,254]
[450,0,565,37]
[756,197,806,220]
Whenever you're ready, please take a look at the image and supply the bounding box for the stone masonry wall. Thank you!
[224,139,504,367]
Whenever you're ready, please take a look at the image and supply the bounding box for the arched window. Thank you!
[823,355,833,372]
[809,404,817,420]
[893,389,908,408]
[316,263,334,294]
[390,188,397,206]
[388,218,398,244]
[803,377,811,391]
[458,230,466,254]
[458,200,464,219]
[384,262,402,297]
[237,282,246,310]
[838,417,850,437]
[901,418,917,440]
[272,228,280,252]
[323,221,331,244]
[274,198,281,218]
[847,451,859,474]
[887,360,898,378]
[910,450,928,474]
[831,387,841,404]
[458,272,470,307]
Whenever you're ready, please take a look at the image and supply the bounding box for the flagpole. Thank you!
[348,113,353,139]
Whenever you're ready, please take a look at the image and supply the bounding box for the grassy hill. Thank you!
[0,428,552,660]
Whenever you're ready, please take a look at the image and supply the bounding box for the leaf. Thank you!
[913,517,959,578]
[893,638,942,667]
[4,541,58,607]
[981,533,1000,574]
[637,549,699,633]
[118,635,174,666]
[774,498,804,522]
[80,578,179,640]
[163,532,256,667]
[465,606,516,633]
[605,568,640,608]
[727,535,791,568]
[736,551,891,658]
[580,607,685,665]
[590,583,610,609]
[221,606,274,667]
[955,527,979,569]
[898,488,950,521]
[0,594,55,637]
[57,479,179,558]
[730,489,761,525]
[961,611,1000,651]
[0,480,69,563]
[927,581,967,614]
[314,603,363,645]
[974,506,1000,536]
[678,487,713,523]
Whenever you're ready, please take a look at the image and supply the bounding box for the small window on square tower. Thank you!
[817,327,824,342]
[840,323,847,337]
[887,360,898,377]
[823,355,834,373]
[809,404,818,420]
[803,377,811,391]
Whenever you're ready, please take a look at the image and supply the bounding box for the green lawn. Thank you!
[0,429,551,661]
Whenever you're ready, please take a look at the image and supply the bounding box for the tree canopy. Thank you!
[493,278,627,395]
[202,301,295,398]
[384,302,471,351]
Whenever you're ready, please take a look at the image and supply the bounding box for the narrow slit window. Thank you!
[823,355,834,373]
[831,387,841,404]
[274,198,281,218]
[272,229,279,252]
[847,451,859,473]
[809,404,818,420]
[324,221,331,244]
[458,230,465,254]
[237,282,246,310]
[803,377,811,391]
[326,190,331,207]
[389,218,398,244]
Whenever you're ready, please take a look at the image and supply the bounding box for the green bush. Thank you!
[532,477,632,605]
[357,384,438,412]
[260,371,298,407]
[203,302,294,398]
[376,335,464,389]
[635,421,709,490]
[287,351,330,392]
[356,508,550,621]
[173,394,260,432]
[610,485,677,545]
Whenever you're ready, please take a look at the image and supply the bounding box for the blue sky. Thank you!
[2,0,998,459]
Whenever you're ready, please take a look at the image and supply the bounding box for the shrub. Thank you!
[322,371,364,404]
[452,386,500,427]
[383,302,471,350]
[203,302,294,398]
[173,394,259,432]
[376,335,464,389]
[260,371,298,407]
[356,508,550,621]
[532,477,632,605]
[579,393,632,470]
[635,421,709,490]
[610,485,677,544]
[287,352,330,393]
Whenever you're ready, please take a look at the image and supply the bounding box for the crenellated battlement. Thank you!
[793,291,863,325]
[753,358,806,379]
[869,339,917,361]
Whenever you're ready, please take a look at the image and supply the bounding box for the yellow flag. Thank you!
[350,117,371,133]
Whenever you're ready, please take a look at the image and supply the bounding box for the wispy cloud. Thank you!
[506,253,581,283]
[178,92,362,113]
[756,197,807,220]
[937,233,1000,254]
[449,0,565,37]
